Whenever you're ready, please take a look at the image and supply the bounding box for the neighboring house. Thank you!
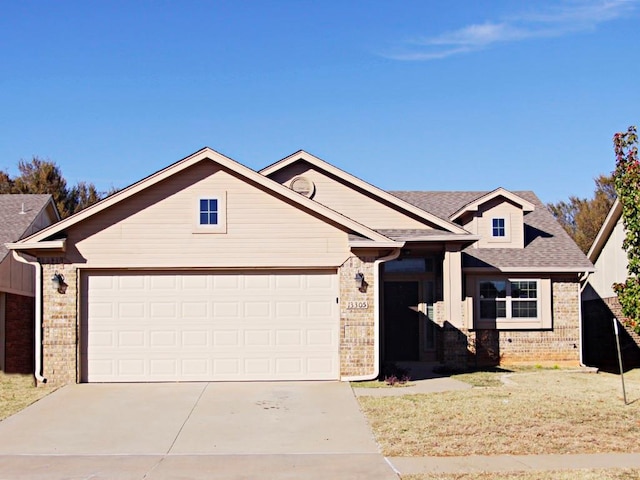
[583,199,640,368]
[7,148,593,385]
[0,194,59,373]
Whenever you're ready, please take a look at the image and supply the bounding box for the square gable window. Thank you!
[492,218,506,237]
[200,199,218,225]
[194,194,226,233]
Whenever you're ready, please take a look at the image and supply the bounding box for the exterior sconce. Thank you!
[51,272,67,294]
[354,272,366,292]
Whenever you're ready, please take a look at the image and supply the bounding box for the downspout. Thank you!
[12,251,46,383]
[577,271,592,367]
[342,247,402,382]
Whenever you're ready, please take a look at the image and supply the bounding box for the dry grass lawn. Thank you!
[358,368,640,457]
[403,469,640,480]
[0,372,56,421]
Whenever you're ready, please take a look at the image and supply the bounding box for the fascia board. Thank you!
[261,150,470,235]
[587,199,621,263]
[450,188,535,221]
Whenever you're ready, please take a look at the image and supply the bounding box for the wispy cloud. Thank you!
[382,0,637,61]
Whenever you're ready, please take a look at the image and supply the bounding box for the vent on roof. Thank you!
[289,176,315,198]
[19,203,26,215]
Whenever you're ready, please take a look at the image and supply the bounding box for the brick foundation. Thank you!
[4,293,35,374]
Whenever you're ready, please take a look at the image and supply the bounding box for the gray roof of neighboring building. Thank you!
[0,194,54,262]
[391,190,593,272]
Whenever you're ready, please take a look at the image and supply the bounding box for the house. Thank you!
[0,194,59,373]
[6,148,593,385]
[582,199,640,368]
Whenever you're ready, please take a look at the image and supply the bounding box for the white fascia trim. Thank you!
[587,199,621,263]
[464,266,595,274]
[341,247,402,382]
[261,151,470,235]
[6,240,66,252]
[349,240,405,248]
[450,188,535,221]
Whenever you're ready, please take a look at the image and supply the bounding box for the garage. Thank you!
[80,270,340,382]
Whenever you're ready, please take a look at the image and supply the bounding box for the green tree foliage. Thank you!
[2,156,105,218]
[548,174,616,254]
[612,126,640,334]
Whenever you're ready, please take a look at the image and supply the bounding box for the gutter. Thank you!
[342,247,402,382]
[12,251,46,384]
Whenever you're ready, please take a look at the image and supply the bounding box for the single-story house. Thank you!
[1,194,59,373]
[7,148,593,385]
[582,199,640,368]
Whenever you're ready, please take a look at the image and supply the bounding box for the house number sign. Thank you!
[347,301,368,310]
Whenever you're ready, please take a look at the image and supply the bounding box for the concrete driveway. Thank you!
[0,382,398,479]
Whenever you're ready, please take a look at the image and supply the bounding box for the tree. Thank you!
[612,125,640,334]
[548,174,616,254]
[2,156,105,218]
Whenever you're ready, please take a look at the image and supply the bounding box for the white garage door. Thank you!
[81,271,339,382]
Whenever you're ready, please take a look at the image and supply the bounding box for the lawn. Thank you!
[0,372,56,421]
[403,469,640,480]
[358,368,640,457]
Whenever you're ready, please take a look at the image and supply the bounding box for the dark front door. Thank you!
[384,281,420,361]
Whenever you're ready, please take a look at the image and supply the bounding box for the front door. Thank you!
[384,281,420,361]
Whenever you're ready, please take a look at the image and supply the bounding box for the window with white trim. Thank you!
[492,218,506,237]
[478,279,539,320]
[199,199,219,225]
[194,193,227,233]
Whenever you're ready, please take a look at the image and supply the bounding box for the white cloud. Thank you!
[382,0,637,61]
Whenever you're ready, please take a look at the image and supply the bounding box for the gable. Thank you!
[263,156,467,234]
[463,196,526,249]
[63,160,353,268]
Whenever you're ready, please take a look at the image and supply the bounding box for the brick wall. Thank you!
[4,293,35,373]
[339,255,377,378]
[443,278,581,370]
[41,263,78,386]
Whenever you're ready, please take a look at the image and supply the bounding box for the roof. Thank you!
[0,194,55,262]
[392,190,594,273]
[12,148,402,251]
[261,150,469,235]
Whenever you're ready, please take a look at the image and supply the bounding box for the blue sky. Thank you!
[1,0,638,203]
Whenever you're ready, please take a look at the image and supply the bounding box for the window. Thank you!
[199,199,219,225]
[194,194,226,233]
[478,279,538,320]
[492,218,506,237]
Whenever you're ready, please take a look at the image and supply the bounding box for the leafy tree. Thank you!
[612,126,640,334]
[548,174,616,254]
[2,156,105,218]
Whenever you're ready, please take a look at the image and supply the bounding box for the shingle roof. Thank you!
[0,194,53,262]
[391,190,593,272]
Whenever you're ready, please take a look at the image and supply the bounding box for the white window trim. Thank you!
[473,277,551,330]
[193,192,227,234]
[488,216,511,243]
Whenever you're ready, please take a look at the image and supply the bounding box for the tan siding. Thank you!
[0,256,34,296]
[267,162,434,230]
[65,161,351,268]
[591,218,627,298]
[468,198,524,249]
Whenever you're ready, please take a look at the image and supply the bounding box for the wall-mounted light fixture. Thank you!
[51,272,67,294]
[354,272,365,291]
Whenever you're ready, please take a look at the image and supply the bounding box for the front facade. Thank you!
[8,149,593,385]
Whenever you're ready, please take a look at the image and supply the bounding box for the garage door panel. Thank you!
[82,271,339,382]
